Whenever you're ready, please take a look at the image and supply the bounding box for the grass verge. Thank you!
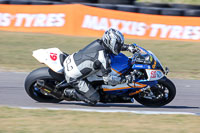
[0,107,199,133]
[0,31,199,79]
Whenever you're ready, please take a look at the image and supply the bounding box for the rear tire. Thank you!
[134,77,176,107]
[24,67,63,103]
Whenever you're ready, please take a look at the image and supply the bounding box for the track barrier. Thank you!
[0,4,200,42]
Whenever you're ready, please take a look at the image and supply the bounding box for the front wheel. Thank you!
[133,77,176,107]
[24,67,63,103]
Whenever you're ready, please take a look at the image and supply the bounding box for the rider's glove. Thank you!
[127,44,137,53]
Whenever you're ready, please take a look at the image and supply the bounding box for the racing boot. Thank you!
[64,89,77,101]
[64,89,97,105]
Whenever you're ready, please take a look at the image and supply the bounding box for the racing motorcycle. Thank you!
[24,44,176,107]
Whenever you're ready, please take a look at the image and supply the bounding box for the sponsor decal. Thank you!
[82,15,146,36]
[81,15,200,40]
[150,24,200,40]
[135,64,144,68]
[0,13,65,27]
[156,71,163,78]
[147,69,164,80]
[150,70,156,78]
[152,60,156,69]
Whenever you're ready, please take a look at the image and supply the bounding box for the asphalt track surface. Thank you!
[0,71,199,115]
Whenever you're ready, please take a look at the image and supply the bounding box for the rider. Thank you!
[63,28,137,105]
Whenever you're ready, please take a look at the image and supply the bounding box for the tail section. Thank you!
[33,48,65,73]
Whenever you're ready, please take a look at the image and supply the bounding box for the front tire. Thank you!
[134,77,176,107]
[24,67,63,103]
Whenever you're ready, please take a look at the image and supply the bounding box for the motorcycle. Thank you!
[24,43,176,107]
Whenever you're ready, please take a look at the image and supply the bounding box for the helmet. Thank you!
[102,28,124,55]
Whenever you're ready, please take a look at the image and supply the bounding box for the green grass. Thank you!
[0,107,199,133]
[0,31,200,79]
[137,0,200,5]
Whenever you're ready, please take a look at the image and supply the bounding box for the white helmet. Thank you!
[102,28,124,55]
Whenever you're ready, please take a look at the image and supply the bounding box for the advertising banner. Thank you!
[0,4,200,41]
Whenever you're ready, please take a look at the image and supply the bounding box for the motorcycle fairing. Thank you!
[102,80,158,96]
[102,81,147,91]
[102,82,145,95]
[33,48,64,73]
[132,64,151,69]
[146,69,164,81]
[102,47,162,96]
[110,53,131,76]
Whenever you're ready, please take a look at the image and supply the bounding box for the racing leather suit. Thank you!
[63,39,134,104]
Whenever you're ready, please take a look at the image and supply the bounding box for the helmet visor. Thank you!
[113,41,122,55]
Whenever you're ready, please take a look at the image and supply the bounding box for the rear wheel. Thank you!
[134,77,176,107]
[24,67,63,103]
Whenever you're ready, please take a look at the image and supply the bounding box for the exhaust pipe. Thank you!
[36,80,64,99]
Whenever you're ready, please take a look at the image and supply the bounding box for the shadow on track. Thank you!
[58,102,199,109]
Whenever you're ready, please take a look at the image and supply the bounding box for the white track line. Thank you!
[16,106,197,115]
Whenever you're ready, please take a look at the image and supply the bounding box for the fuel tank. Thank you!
[110,53,131,76]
